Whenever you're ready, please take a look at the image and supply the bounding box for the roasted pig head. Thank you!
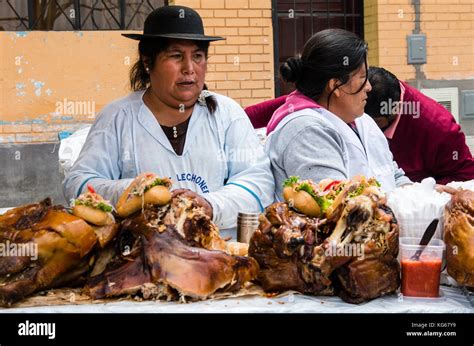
[249,203,333,295]
[444,190,474,288]
[0,198,97,306]
[85,192,259,301]
[249,177,400,303]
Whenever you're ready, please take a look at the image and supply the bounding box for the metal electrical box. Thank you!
[461,91,474,119]
[407,34,427,64]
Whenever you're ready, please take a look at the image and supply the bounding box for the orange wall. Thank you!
[0,31,137,143]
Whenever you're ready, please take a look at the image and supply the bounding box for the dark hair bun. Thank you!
[280,57,302,83]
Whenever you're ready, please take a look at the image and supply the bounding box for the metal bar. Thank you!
[30,0,52,30]
[147,0,156,10]
[26,0,35,29]
[6,0,29,30]
[80,0,100,28]
[126,0,145,30]
[119,0,126,29]
[73,0,81,29]
[53,0,77,29]
[101,0,121,28]
[91,0,99,30]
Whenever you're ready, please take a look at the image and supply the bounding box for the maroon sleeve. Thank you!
[432,120,474,184]
[244,95,287,128]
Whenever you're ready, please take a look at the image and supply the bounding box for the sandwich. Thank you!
[116,173,172,217]
[282,176,381,218]
[72,185,115,226]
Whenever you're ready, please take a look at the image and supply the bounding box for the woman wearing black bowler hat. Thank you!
[63,5,275,230]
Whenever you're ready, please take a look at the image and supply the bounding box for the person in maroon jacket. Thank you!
[244,68,474,185]
[364,67,474,184]
[245,95,286,129]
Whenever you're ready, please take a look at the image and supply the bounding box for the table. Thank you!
[0,208,472,314]
[0,286,471,313]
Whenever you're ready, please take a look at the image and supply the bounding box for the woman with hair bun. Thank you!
[265,29,411,200]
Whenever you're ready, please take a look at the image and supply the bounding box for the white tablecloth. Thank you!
[0,286,471,313]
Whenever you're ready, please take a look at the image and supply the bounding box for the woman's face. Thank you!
[331,64,372,122]
[148,39,207,109]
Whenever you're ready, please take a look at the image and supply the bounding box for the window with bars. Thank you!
[274,0,364,96]
[0,0,167,31]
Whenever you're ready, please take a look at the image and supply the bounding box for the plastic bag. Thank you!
[58,125,91,175]
[387,178,451,239]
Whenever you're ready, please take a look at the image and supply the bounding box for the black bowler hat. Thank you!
[122,5,225,42]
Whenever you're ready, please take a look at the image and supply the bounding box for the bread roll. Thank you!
[116,185,172,218]
[283,186,321,217]
[72,204,115,226]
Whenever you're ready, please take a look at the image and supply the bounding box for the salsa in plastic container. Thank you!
[399,237,445,298]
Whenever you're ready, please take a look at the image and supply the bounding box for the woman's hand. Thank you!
[435,184,458,195]
[171,189,213,218]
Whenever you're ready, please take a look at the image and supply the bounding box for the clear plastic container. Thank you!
[399,237,445,298]
[399,287,447,303]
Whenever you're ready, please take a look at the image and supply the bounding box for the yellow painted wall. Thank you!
[420,0,473,80]
[0,0,274,144]
[0,30,137,143]
[364,0,379,67]
[365,0,473,81]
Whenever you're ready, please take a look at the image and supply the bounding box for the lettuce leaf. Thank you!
[145,178,169,192]
[295,182,332,213]
[75,199,113,213]
[283,176,300,187]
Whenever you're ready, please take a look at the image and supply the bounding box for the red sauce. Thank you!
[401,258,442,297]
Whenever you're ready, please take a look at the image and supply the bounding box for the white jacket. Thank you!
[266,107,410,200]
[63,91,275,229]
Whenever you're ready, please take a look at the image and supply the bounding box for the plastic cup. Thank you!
[399,237,445,298]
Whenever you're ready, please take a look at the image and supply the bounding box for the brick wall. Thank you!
[365,0,473,82]
[364,1,379,67]
[370,0,417,81]
[173,0,275,107]
[420,0,473,80]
